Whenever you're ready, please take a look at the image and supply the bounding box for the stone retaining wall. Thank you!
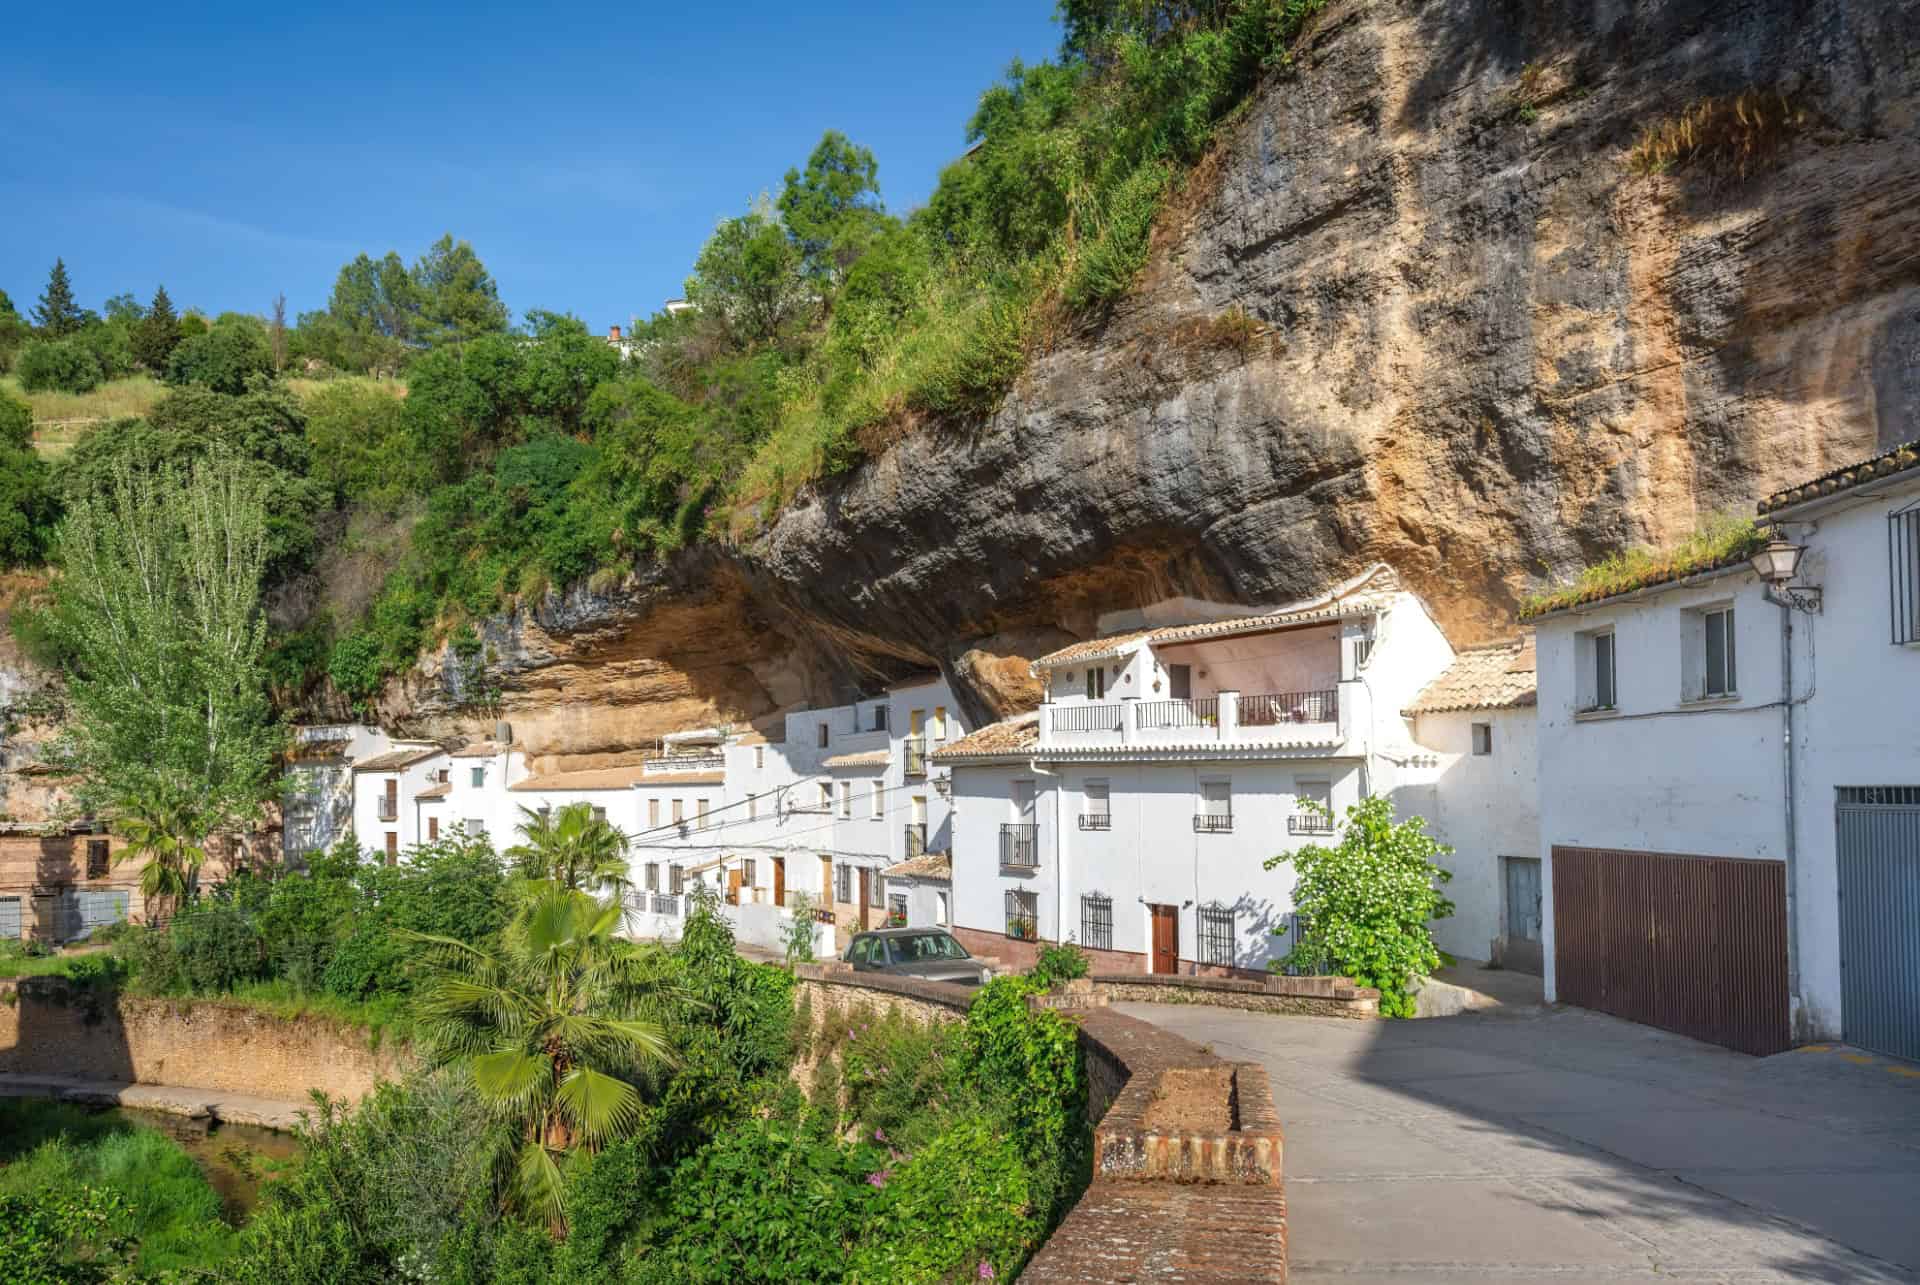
[0,977,413,1102]
[1091,970,1380,1018]
[792,964,1288,1281]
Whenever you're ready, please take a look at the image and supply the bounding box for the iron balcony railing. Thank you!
[644,751,725,774]
[1287,812,1335,836]
[1192,812,1234,834]
[1137,697,1219,730]
[1000,822,1039,868]
[903,737,927,778]
[1241,689,1338,726]
[378,803,399,822]
[1050,702,1123,733]
[651,893,681,917]
[1078,812,1112,831]
[904,823,927,858]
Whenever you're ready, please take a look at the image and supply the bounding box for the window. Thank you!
[1005,888,1038,940]
[1893,505,1920,645]
[385,832,398,862]
[838,782,852,818]
[933,706,947,739]
[696,799,710,829]
[834,863,852,904]
[870,704,889,732]
[669,865,685,895]
[756,745,767,769]
[1085,667,1106,700]
[1578,629,1617,712]
[470,766,485,787]
[1471,722,1493,756]
[1198,903,1236,967]
[592,806,607,824]
[85,840,109,880]
[868,869,884,908]
[427,816,439,841]
[817,722,831,748]
[466,818,486,837]
[645,862,659,893]
[1353,628,1375,671]
[888,893,908,926]
[1080,892,1113,951]
[1195,779,1232,833]
[1289,779,1334,835]
[671,799,684,824]
[648,798,660,828]
[742,858,756,885]
[1691,606,1737,698]
[870,780,884,819]
[1081,779,1111,830]
[818,783,832,812]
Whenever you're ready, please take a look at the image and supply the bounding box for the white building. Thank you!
[1399,637,1542,971]
[1530,440,1920,1058]
[936,566,1465,976]
[284,724,410,861]
[349,744,450,862]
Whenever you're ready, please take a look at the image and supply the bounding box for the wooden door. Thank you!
[383,778,398,817]
[858,868,872,930]
[1150,904,1179,975]
[1167,664,1191,700]
[821,856,833,903]
[773,857,786,907]
[726,869,742,906]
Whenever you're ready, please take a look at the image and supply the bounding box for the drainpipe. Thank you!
[1029,758,1065,946]
[1776,599,1803,1017]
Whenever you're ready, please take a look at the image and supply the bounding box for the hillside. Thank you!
[363,0,1918,771]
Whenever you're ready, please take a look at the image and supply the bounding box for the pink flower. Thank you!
[978,1262,995,1280]
[873,1128,888,1142]
[867,1168,891,1188]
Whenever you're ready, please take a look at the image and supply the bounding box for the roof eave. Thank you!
[1759,465,1920,525]
[1521,559,1755,624]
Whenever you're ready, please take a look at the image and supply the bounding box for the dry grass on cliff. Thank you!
[1627,91,1809,182]
[1519,513,1764,619]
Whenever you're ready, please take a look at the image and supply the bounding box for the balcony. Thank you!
[1040,688,1341,749]
[903,737,927,778]
[1000,822,1039,869]
[1078,812,1112,831]
[904,823,927,858]
[1287,812,1335,836]
[377,803,398,822]
[645,751,725,775]
[1193,812,1235,834]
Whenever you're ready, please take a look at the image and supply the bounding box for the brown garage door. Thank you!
[1552,846,1789,1056]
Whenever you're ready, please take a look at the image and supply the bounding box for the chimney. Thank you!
[608,324,622,342]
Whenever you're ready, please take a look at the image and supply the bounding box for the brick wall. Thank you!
[790,965,1288,1281]
[1090,972,1380,1019]
[0,978,414,1101]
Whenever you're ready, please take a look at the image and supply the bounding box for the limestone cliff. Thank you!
[388,0,1920,766]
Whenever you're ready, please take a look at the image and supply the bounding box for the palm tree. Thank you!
[506,802,632,897]
[112,789,210,924]
[409,886,675,1229]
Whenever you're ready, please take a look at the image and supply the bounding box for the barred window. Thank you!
[742,858,756,885]
[645,862,659,893]
[888,894,908,925]
[868,868,885,907]
[1198,903,1236,967]
[1005,889,1038,940]
[835,863,852,904]
[755,745,766,769]
[1080,892,1112,952]
[669,865,685,895]
[592,806,607,824]
[85,840,109,880]
[1893,505,1919,645]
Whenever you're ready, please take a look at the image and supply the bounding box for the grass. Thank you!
[0,1098,243,1274]
[1,373,167,456]
[1627,90,1808,181]
[1519,513,1764,619]
[209,978,414,1048]
[285,373,407,402]
[0,950,93,980]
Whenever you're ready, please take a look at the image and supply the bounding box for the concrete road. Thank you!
[1114,1001,1920,1283]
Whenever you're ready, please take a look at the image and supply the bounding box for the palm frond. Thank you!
[554,1066,642,1147]
[469,1049,554,1114]
[512,1137,570,1229]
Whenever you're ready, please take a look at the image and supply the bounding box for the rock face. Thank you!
[398,0,1920,762]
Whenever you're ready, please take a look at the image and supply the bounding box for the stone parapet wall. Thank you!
[1091,971,1379,1019]
[789,966,1287,1281]
[0,978,413,1102]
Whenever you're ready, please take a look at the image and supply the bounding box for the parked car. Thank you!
[843,927,992,987]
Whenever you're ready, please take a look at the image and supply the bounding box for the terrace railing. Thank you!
[1000,822,1040,868]
[1241,689,1338,726]
[1192,812,1235,834]
[1050,703,1123,733]
[1137,697,1219,731]
[1287,811,1336,836]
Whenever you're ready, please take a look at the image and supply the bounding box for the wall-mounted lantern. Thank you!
[1749,538,1822,613]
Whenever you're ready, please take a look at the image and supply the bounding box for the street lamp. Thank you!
[1750,537,1822,613]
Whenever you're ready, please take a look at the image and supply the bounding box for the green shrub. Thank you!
[1031,941,1091,987]
[0,387,31,448]
[0,1184,136,1284]
[165,318,273,393]
[15,339,102,394]
[1264,794,1454,1017]
[169,899,266,993]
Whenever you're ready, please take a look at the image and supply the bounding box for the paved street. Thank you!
[1116,1001,1920,1282]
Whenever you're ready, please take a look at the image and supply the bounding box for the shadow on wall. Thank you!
[0,974,138,1087]
[1156,1000,1920,1279]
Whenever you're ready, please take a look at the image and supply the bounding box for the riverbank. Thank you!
[0,1072,308,1129]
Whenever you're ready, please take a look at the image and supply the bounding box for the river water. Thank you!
[106,1106,303,1221]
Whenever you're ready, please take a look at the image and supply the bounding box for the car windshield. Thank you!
[888,932,969,964]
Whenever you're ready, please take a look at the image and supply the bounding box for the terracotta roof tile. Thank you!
[626,771,727,787]
[510,765,656,791]
[415,782,451,800]
[1760,439,1920,515]
[884,854,952,880]
[1404,637,1537,715]
[930,715,1039,761]
[823,749,891,769]
[352,748,444,772]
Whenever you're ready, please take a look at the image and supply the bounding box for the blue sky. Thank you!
[0,1,1062,329]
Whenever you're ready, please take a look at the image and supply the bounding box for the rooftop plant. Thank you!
[1518,513,1764,620]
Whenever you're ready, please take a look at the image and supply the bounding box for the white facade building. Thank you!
[1531,441,1920,1058]
[349,745,449,862]
[285,724,409,861]
[937,566,1466,975]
